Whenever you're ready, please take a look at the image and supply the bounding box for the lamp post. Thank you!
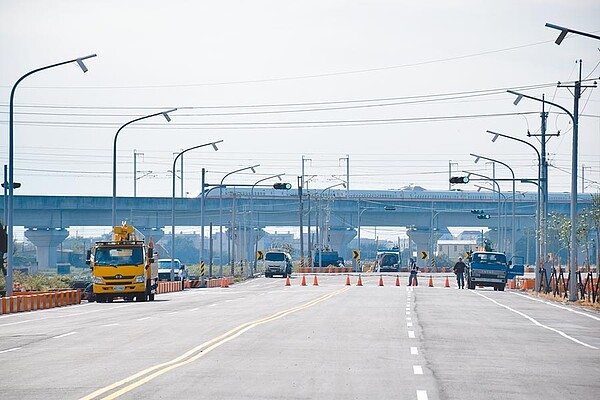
[250,174,284,276]
[112,108,177,227]
[545,23,600,45]
[7,54,96,298]
[316,183,345,268]
[219,165,259,277]
[171,141,222,281]
[471,153,516,258]
[507,89,580,301]
[464,170,503,252]
[486,129,544,289]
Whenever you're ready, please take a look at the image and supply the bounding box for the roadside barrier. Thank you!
[187,277,234,288]
[157,281,184,294]
[297,267,353,274]
[0,290,81,316]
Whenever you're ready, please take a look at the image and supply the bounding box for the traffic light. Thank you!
[477,214,491,219]
[449,176,469,184]
[273,183,292,190]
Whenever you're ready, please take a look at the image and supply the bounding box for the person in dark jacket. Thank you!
[408,258,418,286]
[453,257,467,289]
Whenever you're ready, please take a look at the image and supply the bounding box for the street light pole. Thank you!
[112,108,177,227]
[464,170,503,252]
[171,141,222,281]
[250,173,284,276]
[219,165,259,277]
[471,153,516,258]
[487,130,544,288]
[7,54,96,297]
[507,89,581,300]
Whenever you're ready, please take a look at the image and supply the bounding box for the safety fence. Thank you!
[0,290,81,315]
[157,281,184,294]
[515,268,600,303]
[187,276,234,288]
[297,266,353,274]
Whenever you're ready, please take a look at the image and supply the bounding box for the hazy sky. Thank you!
[1,0,599,199]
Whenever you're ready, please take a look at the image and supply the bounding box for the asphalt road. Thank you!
[1,273,599,400]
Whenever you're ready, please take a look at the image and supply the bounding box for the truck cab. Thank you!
[467,251,508,291]
[264,250,293,278]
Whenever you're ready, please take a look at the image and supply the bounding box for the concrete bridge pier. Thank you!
[136,227,164,244]
[24,228,69,273]
[325,227,356,261]
[407,227,442,270]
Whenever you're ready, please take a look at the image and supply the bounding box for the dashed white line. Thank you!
[101,323,119,327]
[413,365,423,375]
[406,311,411,315]
[410,347,419,355]
[137,316,151,321]
[407,322,413,327]
[53,331,77,339]
[208,304,217,307]
[416,390,429,400]
[188,308,199,312]
[0,347,21,354]
[408,330,415,338]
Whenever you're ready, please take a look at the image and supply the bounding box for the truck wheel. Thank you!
[498,285,505,292]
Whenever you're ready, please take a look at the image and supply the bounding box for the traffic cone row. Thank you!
[280,274,459,287]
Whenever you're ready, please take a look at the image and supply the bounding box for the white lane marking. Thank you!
[407,322,413,327]
[406,317,412,321]
[0,304,126,328]
[137,317,151,321]
[413,365,423,375]
[0,347,22,354]
[417,390,429,400]
[208,304,217,307]
[101,323,119,327]
[188,308,199,312]
[512,292,600,321]
[167,311,179,315]
[408,331,415,338]
[474,291,598,350]
[53,331,77,339]
[410,347,419,355]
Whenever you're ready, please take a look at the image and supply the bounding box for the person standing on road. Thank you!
[453,257,467,289]
[408,258,418,286]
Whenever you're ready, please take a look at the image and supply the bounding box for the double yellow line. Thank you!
[80,286,349,400]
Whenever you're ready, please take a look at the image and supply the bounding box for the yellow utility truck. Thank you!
[86,224,158,302]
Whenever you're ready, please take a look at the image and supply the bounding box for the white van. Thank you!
[264,250,293,278]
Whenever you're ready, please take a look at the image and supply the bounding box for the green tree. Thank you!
[589,193,600,267]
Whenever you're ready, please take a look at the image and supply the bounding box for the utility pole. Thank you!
[339,155,350,197]
[298,176,304,270]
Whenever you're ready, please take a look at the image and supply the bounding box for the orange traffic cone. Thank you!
[444,276,450,288]
[301,275,307,286]
[345,275,351,286]
[357,275,363,286]
[428,275,434,287]
[313,275,319,286]
[395,275,400,287]
[221,277,229,288]
[285,276,291,286]
[379,275,384,286]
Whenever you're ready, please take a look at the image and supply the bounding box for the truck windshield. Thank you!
[94,247,144,266]
[472,253,506,265]
[265,253,285,261]
[158,260,180,269]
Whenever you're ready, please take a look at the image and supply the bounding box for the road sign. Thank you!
[420,251,428,260]
[352,250,360,259]
[256,250,264,260]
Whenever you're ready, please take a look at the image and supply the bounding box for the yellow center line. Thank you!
[80,286,350,400]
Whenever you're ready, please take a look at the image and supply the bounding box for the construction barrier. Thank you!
[157,281,184,294]
[0,290,81,316]
[187,277,234,288]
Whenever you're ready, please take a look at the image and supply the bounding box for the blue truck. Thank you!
[313,249,344,268]
[467,251,524,291]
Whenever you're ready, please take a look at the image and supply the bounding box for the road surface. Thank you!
[1,274,598,399]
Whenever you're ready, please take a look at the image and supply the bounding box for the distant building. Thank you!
[437,239,478,259]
